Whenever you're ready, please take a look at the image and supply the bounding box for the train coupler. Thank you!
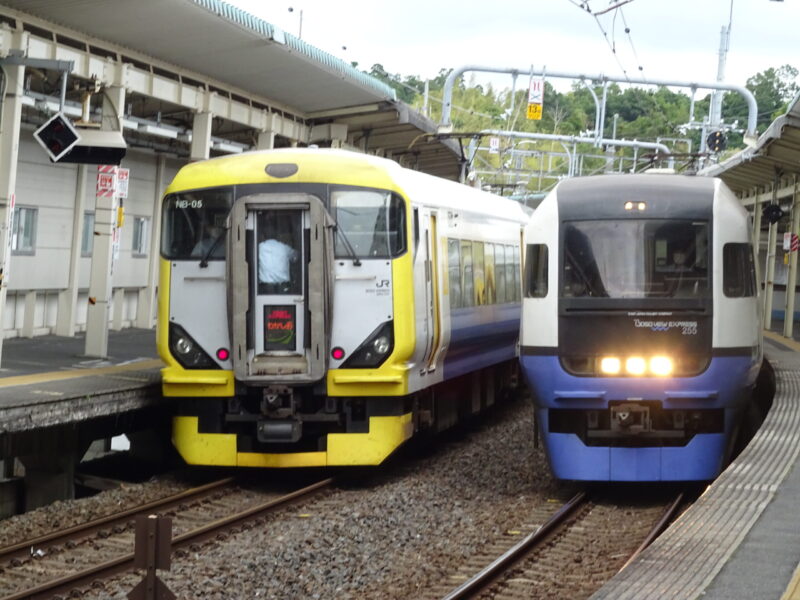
[257,419,302,443]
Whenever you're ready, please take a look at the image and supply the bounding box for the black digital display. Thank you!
[264,305,296,351]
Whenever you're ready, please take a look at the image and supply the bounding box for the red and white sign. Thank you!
[528,78,544,104]
[96,165,118,198]
[783,232,800,252]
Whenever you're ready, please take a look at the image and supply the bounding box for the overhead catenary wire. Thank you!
[619,7,646,80]
[565,0,636,83]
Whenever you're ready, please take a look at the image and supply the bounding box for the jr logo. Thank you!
[376,279,390,288]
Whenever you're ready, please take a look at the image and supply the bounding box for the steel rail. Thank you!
[0,477,236,564]
[1,478,333,600]
[440,491,588,600]
[618,491,685,572]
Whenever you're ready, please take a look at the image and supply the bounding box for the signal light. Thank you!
[706,130,727,153]
[763,203,784,224]
[34,113,79,162]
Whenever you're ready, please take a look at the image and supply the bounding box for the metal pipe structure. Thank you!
[479,129,672,169]
[439,65,759,145]
[580,80,601,143]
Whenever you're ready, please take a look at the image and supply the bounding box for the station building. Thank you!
[0,0,461,355]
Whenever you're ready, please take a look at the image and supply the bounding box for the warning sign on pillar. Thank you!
[783,232,800,252]
[96,165,118,198]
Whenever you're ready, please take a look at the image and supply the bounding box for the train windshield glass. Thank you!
[332,189,406,259]
[562,219,709,298]
[161,188,233,260]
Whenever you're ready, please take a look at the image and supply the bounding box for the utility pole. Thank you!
[702,0,734,159]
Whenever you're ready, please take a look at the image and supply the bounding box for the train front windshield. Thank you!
[562,219,709,299]
[161,188,234,260]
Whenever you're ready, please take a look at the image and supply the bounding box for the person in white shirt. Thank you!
[192,221,225,258]
[258,234,298,288]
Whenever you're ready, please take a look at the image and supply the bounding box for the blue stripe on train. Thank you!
[520,354,758,481]
[442,303,520,380]
[543,429,728,481]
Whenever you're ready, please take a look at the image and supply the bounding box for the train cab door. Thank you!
[423,212,443,372]
[251,209,306,357]
[229,194,332,384]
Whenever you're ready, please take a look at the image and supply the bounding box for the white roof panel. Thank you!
[0,0,397,113]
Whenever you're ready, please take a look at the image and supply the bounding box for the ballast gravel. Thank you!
[4,394,566,599]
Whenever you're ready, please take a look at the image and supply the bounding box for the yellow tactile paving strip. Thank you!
[782,563,800,600]
[0,359,162,389]
[764,329,800,353]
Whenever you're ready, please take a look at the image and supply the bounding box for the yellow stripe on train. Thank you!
[172,413,414,467]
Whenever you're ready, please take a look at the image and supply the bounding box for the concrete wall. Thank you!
[3,136,184,338]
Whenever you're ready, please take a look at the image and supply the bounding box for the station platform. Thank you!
[0,328,161,436]
[0,328,162,514]
[594,329,800,600]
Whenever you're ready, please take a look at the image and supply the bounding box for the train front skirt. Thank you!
[522,355,757,482]
[172,413,413,467]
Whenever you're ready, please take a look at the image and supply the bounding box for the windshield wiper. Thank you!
[199,227,229,268]
[333,224,362,267]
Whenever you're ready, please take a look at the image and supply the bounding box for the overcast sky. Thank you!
[227,0,796,94]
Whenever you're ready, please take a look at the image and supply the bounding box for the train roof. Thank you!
[549,174,720,221]
[166,148,530,224]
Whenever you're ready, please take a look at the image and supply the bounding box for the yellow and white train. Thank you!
[158,148,529,467]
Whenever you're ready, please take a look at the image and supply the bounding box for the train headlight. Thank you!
[599,357,621,375]
[340,321,394,368]
[649,356,673,376]
[168,323,218,369]
[175,336,193,355]
[625,356,647,376]
[372,335,391,356]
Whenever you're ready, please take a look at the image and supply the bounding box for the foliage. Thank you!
[361,63,798,193]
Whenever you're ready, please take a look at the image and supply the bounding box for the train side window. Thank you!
[448,239,462,308]
[473,241,485,306]
[461,240,474,308]
[513,245,521,301]
[525,244,548,298]
[485,243,496,304]
[723,242,756,297]
[495,245,507,303]
[504,245,515,302]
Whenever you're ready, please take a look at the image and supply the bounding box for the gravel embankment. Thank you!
[0,476,187,547]
[4,393,567,599]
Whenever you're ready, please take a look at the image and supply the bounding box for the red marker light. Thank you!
[216,348,230,361]
[331,347,345,360]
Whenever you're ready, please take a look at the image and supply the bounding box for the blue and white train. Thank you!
[520,174,764,481]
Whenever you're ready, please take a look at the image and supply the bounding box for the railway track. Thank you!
[0,477,332,600]
[433,490,685,600]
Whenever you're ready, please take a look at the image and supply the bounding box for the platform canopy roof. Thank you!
[702,93,800,196]
[0,0,463,179]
